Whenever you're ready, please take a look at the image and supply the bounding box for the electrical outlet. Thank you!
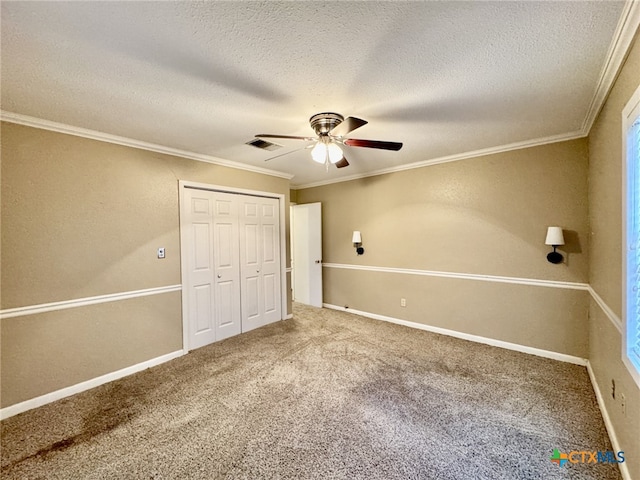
[621,393,626,415]
[157,247,165,259]
[400,298,407,307]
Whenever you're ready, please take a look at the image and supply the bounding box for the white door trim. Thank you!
[179,180,287,352]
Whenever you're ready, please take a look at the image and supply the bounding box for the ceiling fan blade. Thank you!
[343,138,403,151]
[256,134,316,142]
[264,144,313,162]
[329,117,368,137]
[335,157,350,168]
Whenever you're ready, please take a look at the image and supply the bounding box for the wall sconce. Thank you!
[545,226,565,264]
[352,231,364,255]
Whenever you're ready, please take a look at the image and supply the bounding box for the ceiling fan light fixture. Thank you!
[311,142,327,164]
[311,140,343,164]
[257,112,402,170]
[327,143,343,164]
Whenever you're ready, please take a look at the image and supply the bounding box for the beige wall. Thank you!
[588,33,640,479]
[1,293,182,406]
[1,122,292,407]
[325,268,589,357]
[296,139,590,355]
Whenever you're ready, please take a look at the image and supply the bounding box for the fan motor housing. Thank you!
[309,112,344,136]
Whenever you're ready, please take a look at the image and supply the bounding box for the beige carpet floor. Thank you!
[1,303,621,479]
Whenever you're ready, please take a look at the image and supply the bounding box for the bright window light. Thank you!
[623,84,640,388]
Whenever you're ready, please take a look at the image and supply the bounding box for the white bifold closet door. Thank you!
[183,188,281,350]
[211,192,242,341]
[239,197,282,332]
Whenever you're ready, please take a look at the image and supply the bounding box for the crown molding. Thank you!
[6,0,637,191]
[289,2,640,191]
[292,130,585,189]
[0,111,294,180]
[581,0,640,134]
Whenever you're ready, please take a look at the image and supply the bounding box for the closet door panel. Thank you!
[184,190,217,349]
[240,200,263,331]
[263,272,277,315]
[260,198,281,325]
[212,193,242,340]
[244,276,260,321]
[240,197,281,331]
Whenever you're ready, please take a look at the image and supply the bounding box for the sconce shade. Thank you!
[352,231,362,243]
[545,227,565,246]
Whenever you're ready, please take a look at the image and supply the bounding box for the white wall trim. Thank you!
[581,0,640,135]
[0,349,185,420]
[322,263,624,334]
[0,111,294,180]
[586,361,631,480]
[0,284,182,320]
[323,303,588,366]
[588,286,623,334]
[292,131,585,189]
[322,263,590,291]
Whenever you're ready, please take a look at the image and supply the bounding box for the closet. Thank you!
[181,186,282,350]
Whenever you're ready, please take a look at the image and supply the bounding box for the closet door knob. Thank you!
[217,274,221,278]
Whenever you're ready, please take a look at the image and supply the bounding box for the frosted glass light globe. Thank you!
[311,143,327,163]
[327,143,343,163]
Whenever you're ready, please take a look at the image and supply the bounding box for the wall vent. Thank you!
[245,138,283,151]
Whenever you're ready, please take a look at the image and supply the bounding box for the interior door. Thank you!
[183,189,218,350]
[292,203,323,307]
[211,192,242,341]
[240,196,281,331]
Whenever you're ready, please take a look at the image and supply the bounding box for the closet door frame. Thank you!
[179,180,287,352]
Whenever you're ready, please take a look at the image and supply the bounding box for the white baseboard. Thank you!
[323,303,588,366]
[0,349,186,420]
[586,362,631,480]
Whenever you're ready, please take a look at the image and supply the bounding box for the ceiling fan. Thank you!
[255,112,402,169]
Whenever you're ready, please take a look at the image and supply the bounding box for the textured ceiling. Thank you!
[0,1,633,187]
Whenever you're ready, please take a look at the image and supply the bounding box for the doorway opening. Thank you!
[290,202,323,308]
